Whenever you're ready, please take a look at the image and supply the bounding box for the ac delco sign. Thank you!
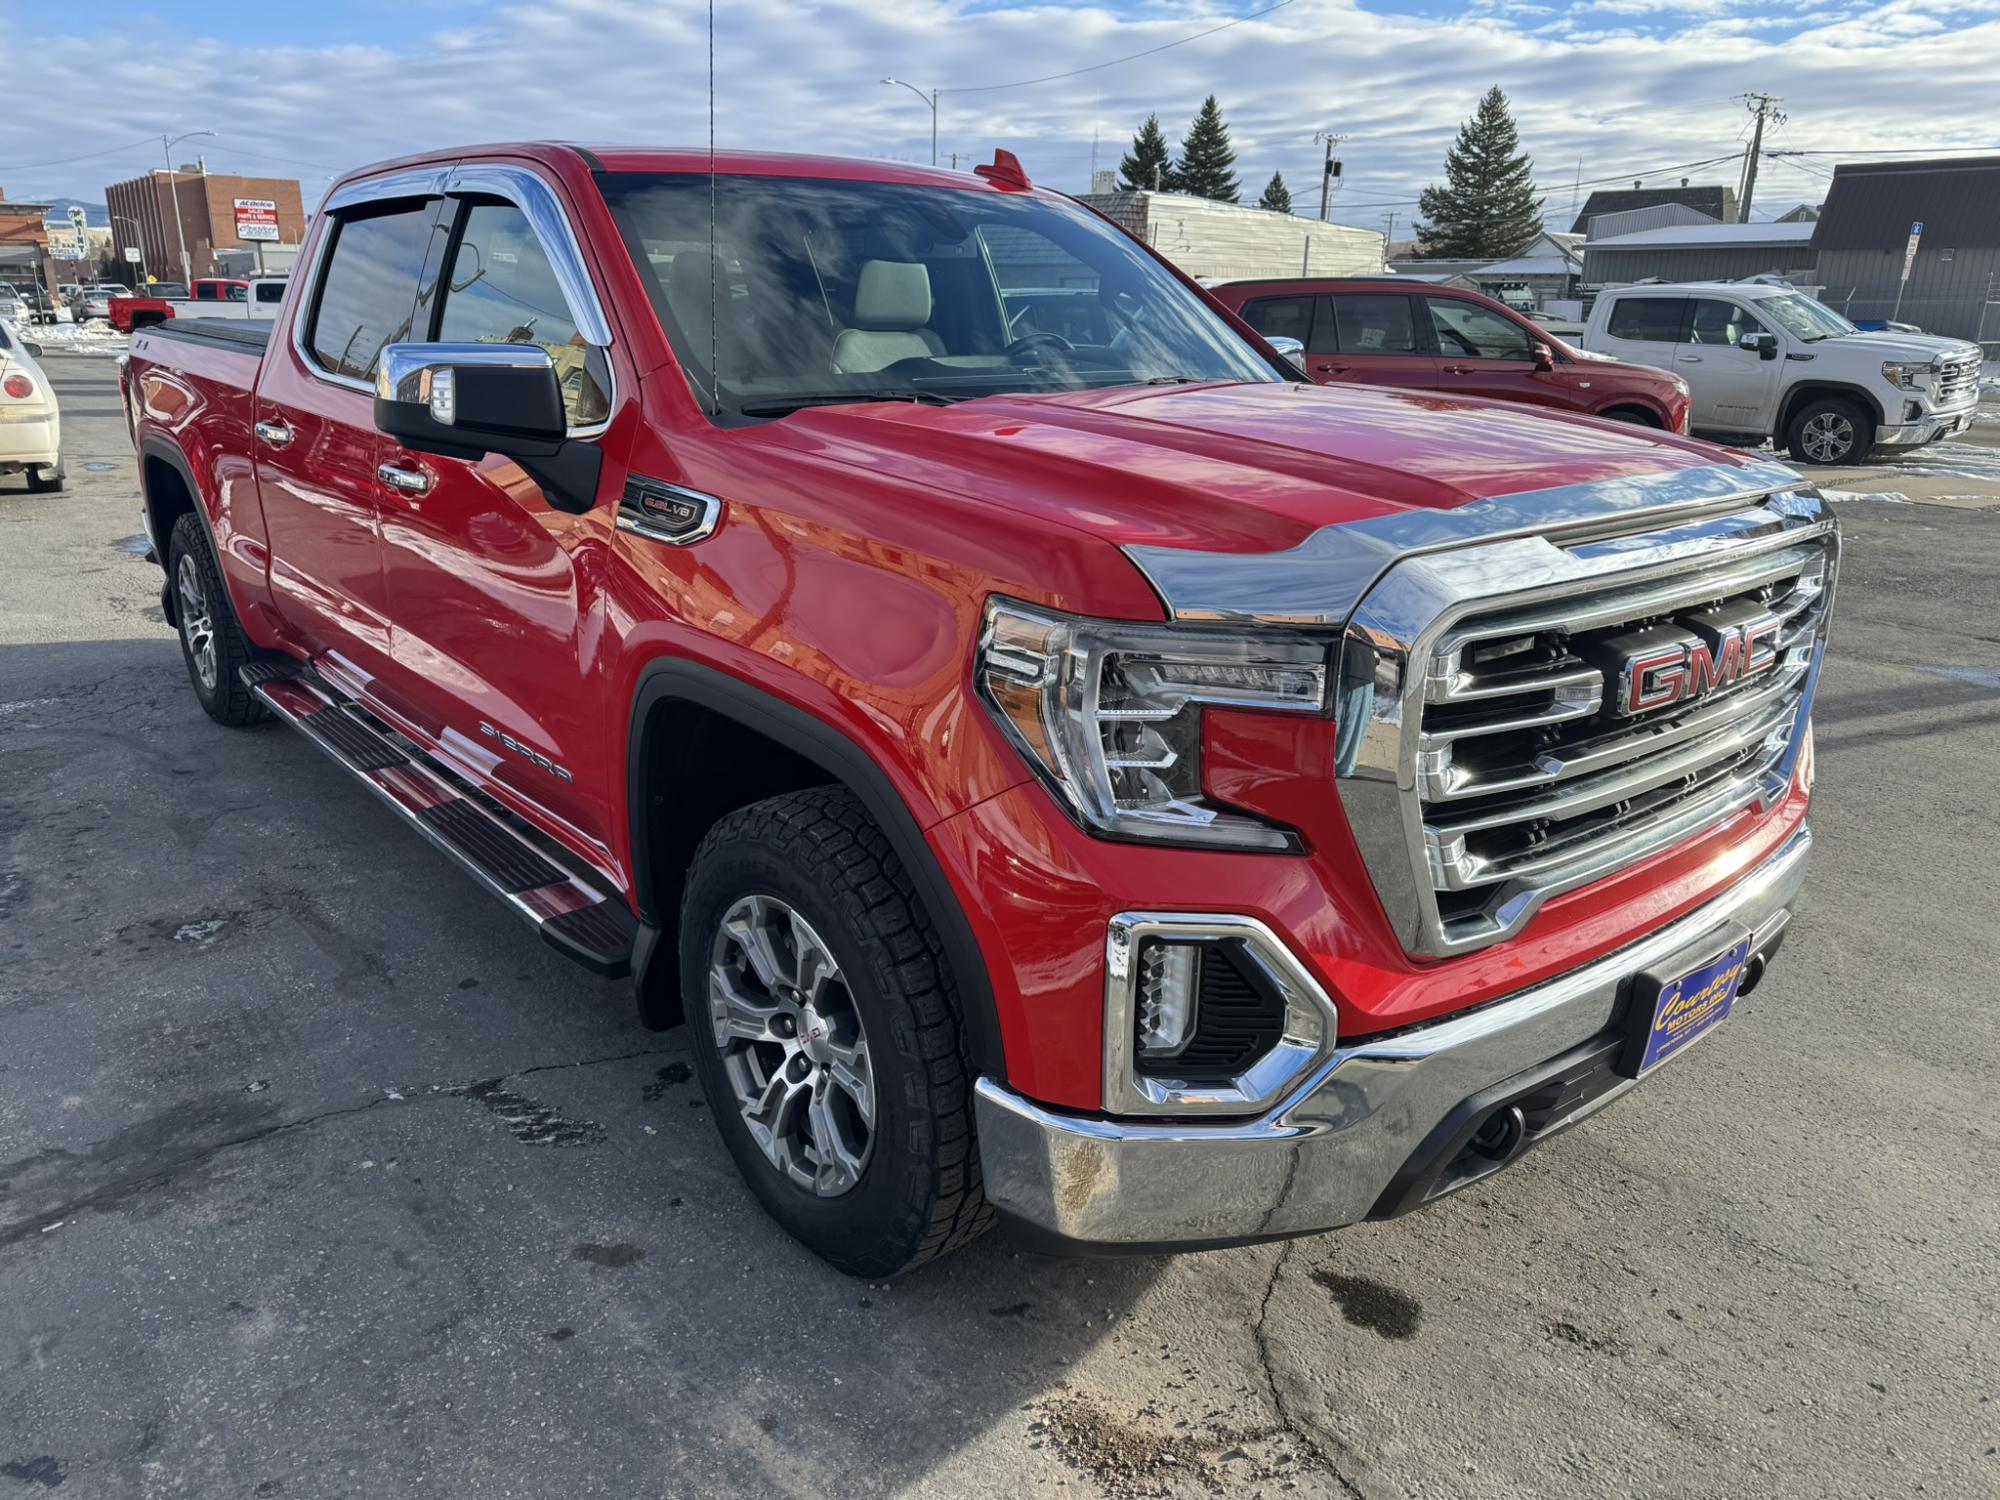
[233,199,280,243]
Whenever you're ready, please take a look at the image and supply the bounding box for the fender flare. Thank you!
[138,431,221,566]
[1778,379,1888,435]
[625,657,1007,1083]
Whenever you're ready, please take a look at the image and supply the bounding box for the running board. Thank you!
[242,661,638,977]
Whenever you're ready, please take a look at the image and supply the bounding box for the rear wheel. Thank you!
[680,787,991,1277]
[26,460,64,493]
[167,512,266,726]
[1786,396,1873,466]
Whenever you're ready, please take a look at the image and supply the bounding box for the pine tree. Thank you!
[1118,114,1178,192]
[1257,171,1293,214]
[1176,96,1239,202]
[1413,86,1544,259]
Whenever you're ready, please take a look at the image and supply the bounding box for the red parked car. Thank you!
[1211,277,1692,433]
[122,145,1830,1276]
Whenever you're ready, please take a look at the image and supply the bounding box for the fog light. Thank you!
[1135,941,1199,1056]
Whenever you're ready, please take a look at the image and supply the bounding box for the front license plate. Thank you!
[1624,936,1752,1077]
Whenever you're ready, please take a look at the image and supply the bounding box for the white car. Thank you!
[0,282,29,324]
[0,320,63,492]
[1580,281,1982,465]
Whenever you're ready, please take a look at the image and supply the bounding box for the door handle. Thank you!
[377,463,432,497]
[253,420,293,448]
[1313,362,1349,375]
[1676,355,1703,364]
[1441,364,1474,375]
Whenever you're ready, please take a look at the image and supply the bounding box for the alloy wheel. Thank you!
[177,552,216,690]
[707,893,876,1196]
[1800,412,1855,464]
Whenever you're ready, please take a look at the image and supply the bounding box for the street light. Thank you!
[161,130,216,286]
[880,79,938,167]
[110,214,147,284]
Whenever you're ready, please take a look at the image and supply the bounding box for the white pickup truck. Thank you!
[1580,282,1983,465]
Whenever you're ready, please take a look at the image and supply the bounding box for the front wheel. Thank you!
[680,787,991,1277]
[1786,396,1874,466]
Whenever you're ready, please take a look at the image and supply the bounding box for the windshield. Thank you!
[1756,292,1855,343]
[597,172,1281,418]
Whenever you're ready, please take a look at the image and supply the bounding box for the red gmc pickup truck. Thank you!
[122,144,1836,1277]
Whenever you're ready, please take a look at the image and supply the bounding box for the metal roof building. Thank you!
[1810,155,2000,343]
[1571,183,1739,235]
[1581,221,1819,289]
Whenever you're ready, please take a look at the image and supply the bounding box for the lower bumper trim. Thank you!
[974,821,1812,1251]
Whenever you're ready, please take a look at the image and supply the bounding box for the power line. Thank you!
[941,0,1296,94]
[0,135,171,172]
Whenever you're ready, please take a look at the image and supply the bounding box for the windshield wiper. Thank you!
[737,390,960,417]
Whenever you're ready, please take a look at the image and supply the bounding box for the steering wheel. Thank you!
[1003,331,1076,359]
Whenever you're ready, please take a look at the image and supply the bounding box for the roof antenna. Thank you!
[707,0,719,415]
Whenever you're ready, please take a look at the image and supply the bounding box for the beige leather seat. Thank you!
[831,260,945,374]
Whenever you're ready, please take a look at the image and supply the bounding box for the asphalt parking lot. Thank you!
[2,348,1995,1500]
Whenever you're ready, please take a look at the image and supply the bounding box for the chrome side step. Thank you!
[242,661,638,976]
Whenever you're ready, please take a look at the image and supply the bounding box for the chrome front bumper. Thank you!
[975,822,1812,1251]
[1876,400,1977,448]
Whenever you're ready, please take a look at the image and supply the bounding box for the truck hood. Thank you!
[777,379,1764,556]
[1824,330,1982,362]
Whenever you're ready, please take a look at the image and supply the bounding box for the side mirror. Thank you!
[1265,334,1306,368]
[23,341,44,358]
[374,342,601,514]
[1740,331,1779,361]
[1533,342,1556,372]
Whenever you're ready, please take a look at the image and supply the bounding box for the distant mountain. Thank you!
[40,198,110,228]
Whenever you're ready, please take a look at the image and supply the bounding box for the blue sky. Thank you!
[3,1,1996,233]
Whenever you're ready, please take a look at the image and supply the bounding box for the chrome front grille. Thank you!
[1336,486,1837,957]
[1935,353,1980,409]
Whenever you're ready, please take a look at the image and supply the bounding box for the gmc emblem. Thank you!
[1616,616,1782,715]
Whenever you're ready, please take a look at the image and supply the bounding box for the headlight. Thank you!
[976,598,1329,852]
[1880,360,1934,391]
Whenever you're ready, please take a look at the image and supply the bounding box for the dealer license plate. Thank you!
[1627,936,1752,1076]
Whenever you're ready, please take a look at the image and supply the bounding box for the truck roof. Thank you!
[327,142,1043,199]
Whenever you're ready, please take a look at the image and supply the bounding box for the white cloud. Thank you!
[0,0,1996,235]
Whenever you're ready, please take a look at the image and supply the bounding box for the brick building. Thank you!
[0,189,58,301]
[104,168,306,284]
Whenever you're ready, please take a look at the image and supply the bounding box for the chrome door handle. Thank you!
[377,463,432,496]
[254,420,293,448]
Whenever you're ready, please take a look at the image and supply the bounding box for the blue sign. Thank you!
[1636,938,1751,1074]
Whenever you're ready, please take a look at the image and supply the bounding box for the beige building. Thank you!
[1077,191,1384,283]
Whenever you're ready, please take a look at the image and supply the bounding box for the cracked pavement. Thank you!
[1,351,1995,1497]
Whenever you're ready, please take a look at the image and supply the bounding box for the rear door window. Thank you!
[1604,296,1688,343]
[1238,295,1314,347]
[1326,294,1420,355]
[305,201,439,382]
[1425,297,1535,361]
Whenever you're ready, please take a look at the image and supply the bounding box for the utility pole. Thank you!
[1314,131,1346,222]
[1736,93,1784,221]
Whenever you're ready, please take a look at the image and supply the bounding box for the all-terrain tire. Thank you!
[680,786,993,1277]
[167,511,267,726]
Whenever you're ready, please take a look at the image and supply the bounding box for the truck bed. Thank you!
[142,319,274,354]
